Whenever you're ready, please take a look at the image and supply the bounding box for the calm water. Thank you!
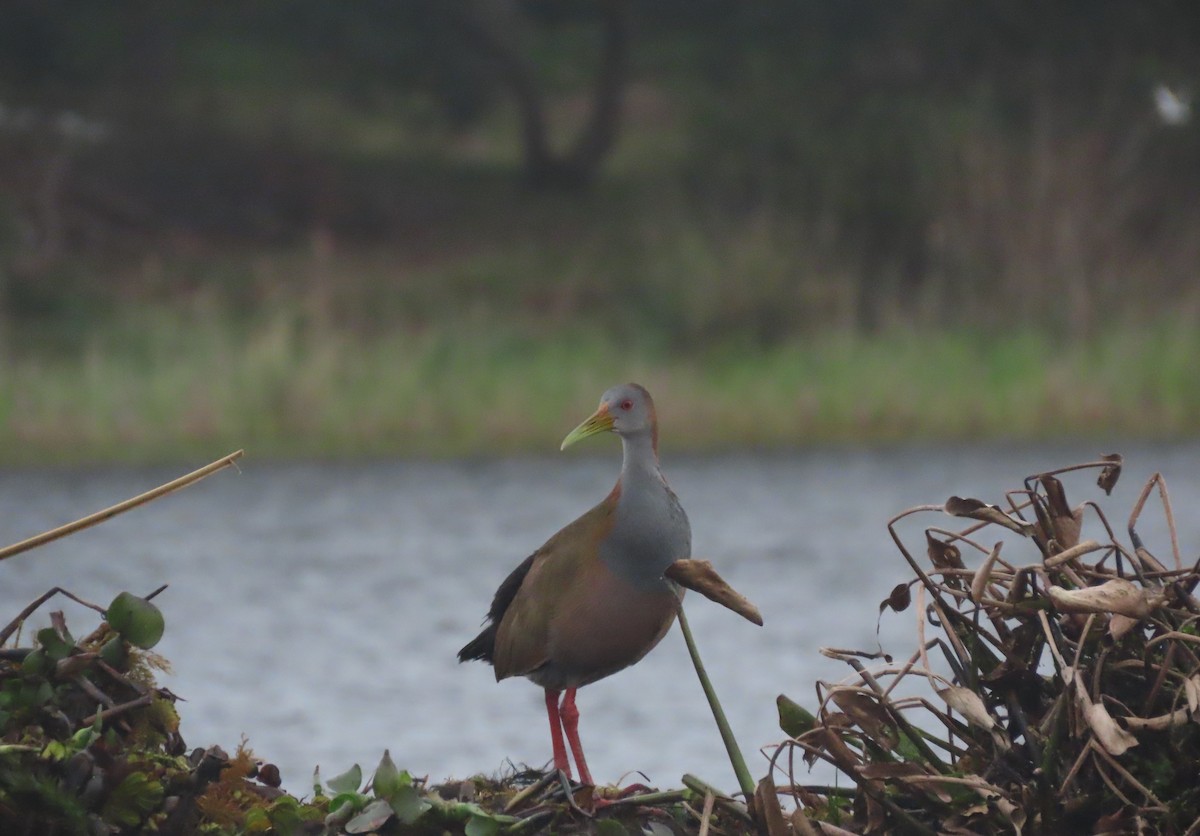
[3,443,1198,792]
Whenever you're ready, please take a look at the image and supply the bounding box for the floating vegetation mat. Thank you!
[5,453,1200,834]
[771,454,1200,834]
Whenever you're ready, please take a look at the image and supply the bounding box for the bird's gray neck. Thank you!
[618,432,663,492]
[600,431,692,587]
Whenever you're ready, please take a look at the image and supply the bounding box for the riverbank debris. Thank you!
[776,454,1200,834]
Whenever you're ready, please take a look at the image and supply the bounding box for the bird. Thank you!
[458,383,691,786]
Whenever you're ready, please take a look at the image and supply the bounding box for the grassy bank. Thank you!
[2,304,1198,465]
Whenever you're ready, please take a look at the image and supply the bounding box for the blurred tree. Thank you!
[447,0,630,188]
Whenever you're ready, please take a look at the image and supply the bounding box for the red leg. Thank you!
[560,688,594,786]
[544,689,572,779]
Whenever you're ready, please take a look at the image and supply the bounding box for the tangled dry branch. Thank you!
[773,455,1200,834]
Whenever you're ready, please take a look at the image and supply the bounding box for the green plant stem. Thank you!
[677,604,755,799]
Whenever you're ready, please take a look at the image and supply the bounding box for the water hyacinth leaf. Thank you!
[390,784,432,823]
[439,801,518,825]
[22,648,51,677]
[105,592,165,649]
[465,813,502,836]
[101,771,164,827]
[777,694,817,738]
[1097,453,1123,495]
[1047,579,1154,618]
[593,820,628,836]
[243,808,269,831]
[325,797,358,829]
[345,798,396,834]
[937,686,996,730]
[371,749,408,799]
[944,497,1032,535]
[880,582,911,613]
[268,797,304,833]
[100,636,128,668]
[328,792,365,816]
[326,763,363,794]
[36,627,74,662]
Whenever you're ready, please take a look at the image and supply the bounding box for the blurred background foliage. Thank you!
[0,0,1197,459]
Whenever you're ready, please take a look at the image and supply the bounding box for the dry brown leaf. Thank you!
[1047,579,1154,619]
[814,726,863,774]
[944,496,1033,535]
[879,582,911,614]
[1186,674,1200,715]
[1076,688,1138,755]
[664,559,763,625]
[970,542,1003,603]
[1044,539,1103,568]
[994,796,1027,833]
[1038,475,1083,550]
[1107,613,1140,640]
[937,686,996,730]
[1123,707,1189,730]
[857,763,926,779]
[925,531,964,571]
[1097,453,1123,495]
[1093,809,1134,834]
[829,689,898,750]
[752,773,789,836]
[790,809,820,836]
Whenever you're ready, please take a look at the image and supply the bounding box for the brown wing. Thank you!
[490,498,616,680]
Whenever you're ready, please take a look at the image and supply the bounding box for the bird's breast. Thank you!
[541,557,680,689]
[600,483,691,587]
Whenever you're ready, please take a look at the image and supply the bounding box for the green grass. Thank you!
[2,303,1198,465]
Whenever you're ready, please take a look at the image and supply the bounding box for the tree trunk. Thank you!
[451,0,630,190]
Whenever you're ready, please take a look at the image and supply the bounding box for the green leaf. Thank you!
[36,627,73,662]
[69,717,100,751]
[327,791,365,816]
[345,798,396,833]
[106,592,165,649]
[326,763,363,794]
[390,784,432,824]
[100,636,128,668]
[243,808,270,832]
[895,730,927,764]
[777,694,816,737]
[101,771,164,827]
[465,813,502,836]
[21,648,51,677]
[371,749,409,799]
[594,820,629,836]
[41,740,69,762]
[268,796,305,834]
[438,802,519,825]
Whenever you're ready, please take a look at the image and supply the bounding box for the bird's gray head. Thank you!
[560,383,658,451]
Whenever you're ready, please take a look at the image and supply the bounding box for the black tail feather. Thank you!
[457,625,496,664]
[457,552,536,667]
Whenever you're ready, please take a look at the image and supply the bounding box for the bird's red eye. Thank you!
[620,399,633,411]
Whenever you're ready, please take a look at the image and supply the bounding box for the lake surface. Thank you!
[3,442,1198,793]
